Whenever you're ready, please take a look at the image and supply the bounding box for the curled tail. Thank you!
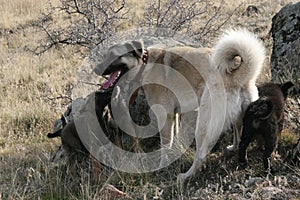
[212,29,266,86]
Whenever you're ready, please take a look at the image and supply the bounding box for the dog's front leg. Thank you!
[238,127,254,169]
[227,120,242,151]
[228,85,256,152]
[158,113,175,168]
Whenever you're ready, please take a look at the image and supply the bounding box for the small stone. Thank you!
[245,177,264,187]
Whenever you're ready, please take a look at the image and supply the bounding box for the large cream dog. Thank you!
[94,41,209,166]
[93,29,265,178]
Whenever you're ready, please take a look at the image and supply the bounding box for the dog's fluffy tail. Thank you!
[212,29,265,85]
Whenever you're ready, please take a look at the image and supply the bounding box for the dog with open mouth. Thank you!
[94,29,266,181]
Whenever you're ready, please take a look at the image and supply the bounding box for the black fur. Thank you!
[238,81,294,172]
[47,89,114,155]
[47,115,68,138]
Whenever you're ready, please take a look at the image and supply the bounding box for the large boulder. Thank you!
[270,2,300,93]
[270,2,300,132]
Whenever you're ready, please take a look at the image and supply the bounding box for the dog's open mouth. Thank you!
[101,70,121,89]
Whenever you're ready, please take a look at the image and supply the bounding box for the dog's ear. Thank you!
[280,81,294,99]
[124,40,144,58]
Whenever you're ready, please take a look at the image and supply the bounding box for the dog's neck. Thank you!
[127,48,148,97]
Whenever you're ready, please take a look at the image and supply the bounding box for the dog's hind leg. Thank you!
[263,141,276,173]
[262,125,277,173]
[177,130,210,182]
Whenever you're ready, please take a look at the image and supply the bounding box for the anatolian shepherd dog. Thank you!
[93,29,266,182]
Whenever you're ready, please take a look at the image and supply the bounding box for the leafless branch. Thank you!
[140,0,240,43]
[29,0,128,55]
[140,0,210,36]
[192,0,243,42]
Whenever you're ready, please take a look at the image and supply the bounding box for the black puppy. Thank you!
[238,81,294,172]
[47,89,114,155]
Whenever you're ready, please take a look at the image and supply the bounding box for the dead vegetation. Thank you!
[0,0,299,199]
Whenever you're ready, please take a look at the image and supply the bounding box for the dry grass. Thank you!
[0,0,58,29]
[0,0,299,199]
[0,0,82,157]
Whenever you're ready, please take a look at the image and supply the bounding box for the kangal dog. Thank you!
[93,29,266,180]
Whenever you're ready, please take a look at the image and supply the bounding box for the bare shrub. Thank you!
[30,0,128,55]
[30,0,242,55]
[140,0,209,36]
[140,0,241,43]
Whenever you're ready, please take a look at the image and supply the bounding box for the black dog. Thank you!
[238,81,294,172]
[47,89,115,156]
[47,87,144,159]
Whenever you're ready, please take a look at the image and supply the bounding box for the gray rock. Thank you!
[270,2,300,132]
[245,177,264,187]
[270,2,300,94]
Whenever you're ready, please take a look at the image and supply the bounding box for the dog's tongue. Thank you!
[102,71,120,89]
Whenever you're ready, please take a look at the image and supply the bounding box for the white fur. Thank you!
[178,29,265,182]
[212,29,265,85]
